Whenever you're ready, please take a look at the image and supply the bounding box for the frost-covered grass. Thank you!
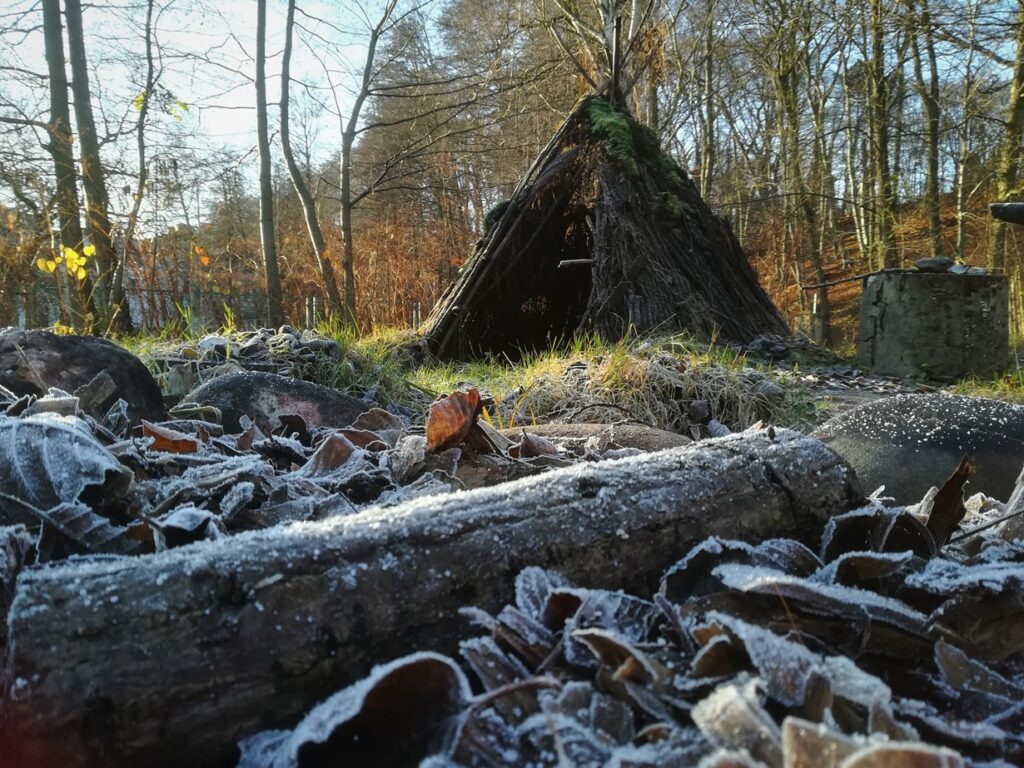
[124,323,820,432]
[409,334,818,432]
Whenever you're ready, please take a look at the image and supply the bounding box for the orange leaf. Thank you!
[142,420,200,454]
[426,388,482,452]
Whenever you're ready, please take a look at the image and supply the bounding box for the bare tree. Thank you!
[41,0,92,326]
[988,0,1024,272]
[256,0,285,327]
[280,0,345,318]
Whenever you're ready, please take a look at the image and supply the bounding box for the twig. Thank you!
[948,505,1024,543]
[801,268,905,290]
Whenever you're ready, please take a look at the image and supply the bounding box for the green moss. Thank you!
[586,99,640,172]
[586,99,696,225]
[483,199,511,232]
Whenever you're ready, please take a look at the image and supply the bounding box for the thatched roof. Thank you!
[423,95,787,358]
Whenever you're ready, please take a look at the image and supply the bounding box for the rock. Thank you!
[913,256,955,273]
[182,371,370,433]
[814,393,1024,504]
[0,329,165,423]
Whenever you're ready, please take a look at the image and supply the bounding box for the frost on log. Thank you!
[422,96,788,358]
[2,429,861,767]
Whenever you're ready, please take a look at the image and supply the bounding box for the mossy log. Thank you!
[2,430,861,767]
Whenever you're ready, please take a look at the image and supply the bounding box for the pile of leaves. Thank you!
[0,381,638,563]
[237,489,1024,768]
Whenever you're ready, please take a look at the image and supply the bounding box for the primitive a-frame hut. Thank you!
[423,95,788,358]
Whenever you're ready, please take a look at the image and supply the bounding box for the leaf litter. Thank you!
[2,366,1024,767]
[235,478,1024,767]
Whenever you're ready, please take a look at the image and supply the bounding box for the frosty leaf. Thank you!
[459,636,535,721]
[296,432,357,477]
[142,420,200,453]
[350,406,405,434]
[426,388,482,452]
[338,428,390,451]
[713,564,929,634]
[838,742,964,768]
[516,711,613,766]
[0,495,144,556]
[573,627,663,685]
[0,414,132,511]
[813,550,914,586]
[514,566,570,621]
[781,716,859,768]
[661,538,760,602]
[157,504,215,548]
[494,605,557,666]
[756,539,823,577]
[538,681,635,746]
[691,678,782,768]
[390,434,427,484]
[704,611,823,708]
[237,652,469,768]
[933,638,1022,699]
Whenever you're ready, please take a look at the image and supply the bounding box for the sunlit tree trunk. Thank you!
[41,0,93,327]
[281,0,345,318]
[256,0,285,327]
[64,0,119,324]
[988,1,1024,273]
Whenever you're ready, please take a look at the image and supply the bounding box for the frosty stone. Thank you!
[815,393,1024,504]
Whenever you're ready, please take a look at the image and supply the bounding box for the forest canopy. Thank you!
[1,0,1023,344]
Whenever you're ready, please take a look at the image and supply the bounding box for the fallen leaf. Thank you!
[426,388,482,452]
[927,454,974,547]
[142,420,201,454]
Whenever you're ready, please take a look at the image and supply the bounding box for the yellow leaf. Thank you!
[36,258,55,273]
[73,266,86,280]
[83,244,96,257]
[62,246,78,261]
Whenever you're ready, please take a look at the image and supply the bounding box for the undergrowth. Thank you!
[126,322,820,433]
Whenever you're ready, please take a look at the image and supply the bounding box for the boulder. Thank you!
[182,371,371,433]
[0,329,164,423]
[814,393,1024,504]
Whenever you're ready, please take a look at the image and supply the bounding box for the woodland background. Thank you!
[2,0,1024,346]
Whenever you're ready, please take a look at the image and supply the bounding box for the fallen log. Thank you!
[2,429,862,768]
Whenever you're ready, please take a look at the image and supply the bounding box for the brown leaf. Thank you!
[426,388,482,452]
[298,432,357,477]
[142,420,200,454]
[927,454,974,547]
[237,653,470,768]
[512,429,560,459]
[781,716,859,768]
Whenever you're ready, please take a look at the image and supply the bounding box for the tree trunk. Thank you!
[280,0,345,319]
[110,0,155,335]
[255,0,285,328]
[908,0,942,258]
[988,2,1024,273]
[64,0,118,320]
[2,430,862,768]
[41,0,94,328]
[869,0,896,269]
